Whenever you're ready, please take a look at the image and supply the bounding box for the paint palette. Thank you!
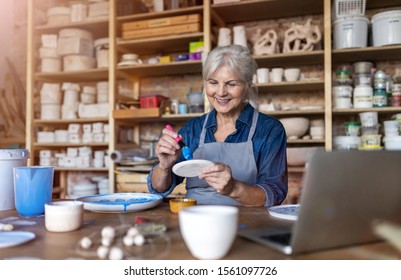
[172,159,214,177]
[76,193,163,213]
[268,204,300,221]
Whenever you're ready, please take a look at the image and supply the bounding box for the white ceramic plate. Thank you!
[0,231,36,248]
[268,204,300,221]
[76,193,163,213]
[172,159,214,177]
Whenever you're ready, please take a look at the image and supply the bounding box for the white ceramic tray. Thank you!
[268,204,300,221]
[76,193,163,213]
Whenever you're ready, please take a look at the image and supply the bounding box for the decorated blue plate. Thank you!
[76,193,163,213]
[268,204,300,221]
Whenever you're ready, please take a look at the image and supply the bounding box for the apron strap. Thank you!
[199,112,211,145]
[247,109,259,141]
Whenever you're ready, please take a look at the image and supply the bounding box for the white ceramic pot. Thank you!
[45,201,84,232]
[333,15,369,49]
[284,68,301,82]
[372,10,401,46]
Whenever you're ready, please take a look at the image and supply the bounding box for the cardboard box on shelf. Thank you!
[122,14,202,40]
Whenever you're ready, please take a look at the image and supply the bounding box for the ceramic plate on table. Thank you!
[0,231,36,248]
[268,204,300,221]
[76,193,163,213]
[172,159,214,177]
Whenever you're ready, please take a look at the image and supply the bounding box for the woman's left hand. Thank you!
[198,162,236,196]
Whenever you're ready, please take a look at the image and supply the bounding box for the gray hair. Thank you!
[202,44,258,108]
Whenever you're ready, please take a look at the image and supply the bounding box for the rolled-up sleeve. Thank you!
[147,165,184,197]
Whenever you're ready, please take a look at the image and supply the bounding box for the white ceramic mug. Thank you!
[179,205,238,260]
[271,68,284,82]
[257,68,269,84]
[45,201,84,232]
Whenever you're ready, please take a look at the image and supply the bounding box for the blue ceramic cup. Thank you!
[13,166,54,217]
[179,104,189,114]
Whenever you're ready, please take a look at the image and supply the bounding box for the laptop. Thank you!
[239,150,401,255]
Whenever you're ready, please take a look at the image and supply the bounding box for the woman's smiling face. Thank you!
[205,65,247,117]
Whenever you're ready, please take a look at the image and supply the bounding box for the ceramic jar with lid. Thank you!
[333,85,353,109]
[392,84,401,107]
[353,84,373,108]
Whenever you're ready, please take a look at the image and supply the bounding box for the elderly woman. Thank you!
[147,44,288,207]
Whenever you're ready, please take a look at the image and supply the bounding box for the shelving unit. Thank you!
[25,0,401,197]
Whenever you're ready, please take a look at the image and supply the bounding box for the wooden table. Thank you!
[0,201,399,260]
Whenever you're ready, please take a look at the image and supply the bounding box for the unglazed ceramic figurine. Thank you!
[283,18,321,53]
[253,29,278,55]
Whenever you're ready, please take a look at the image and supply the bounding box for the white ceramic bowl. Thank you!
[179,205,238,259]
[286,147,323,166]
[279,117,310,139]
[45,201,83,232]
[284,68,301,82]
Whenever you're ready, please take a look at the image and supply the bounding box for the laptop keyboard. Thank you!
[261,233,292,246]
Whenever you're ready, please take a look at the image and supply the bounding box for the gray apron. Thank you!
[185,109,259,205]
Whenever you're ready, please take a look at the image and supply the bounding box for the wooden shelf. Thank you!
[117,6,203,25]
[34,118,109,126]
[287,139,325,144]
[332,45,401,64]
[34,143,108,148]
[35,68,109,82]
[263,109,325,116]
[212,0,323,23]
[35,17,109,38]
[117,33,204,55]
[117,60,202,77]
[258,80,324,92]
[254,51,324,68]
[55,167,108,172]
[333,107,401,116]
[114,111,202,123]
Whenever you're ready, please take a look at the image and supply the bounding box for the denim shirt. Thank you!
[147,103,288,206]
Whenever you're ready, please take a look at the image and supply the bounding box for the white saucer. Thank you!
[0,231,36,248]
[172,159,214,177]
[268,204,300,221]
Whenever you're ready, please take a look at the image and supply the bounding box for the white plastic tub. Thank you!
[0,149,30,211]
[372,10,401,46]
[383,136,401,150]
[333,15,369,49]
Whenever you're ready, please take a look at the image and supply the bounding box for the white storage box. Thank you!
[39,47,58,58]
[57,37,94,57]
[59,28,93,41]
[55,130,69,143]
[37,131,55,143]
[70,3,88,22]
[41,104,61,120]
[41,34,58,48]
[372,10,401,47]
[47,7,71,25]
[41,57,62,72]
[88,2,109,18]
[78,103,109,118]
[63,55,96,71]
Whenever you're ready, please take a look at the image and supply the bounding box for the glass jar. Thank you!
[373,88,388,107]
[333,85,353,108]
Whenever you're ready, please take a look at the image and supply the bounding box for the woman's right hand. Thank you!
[155,127,182,170]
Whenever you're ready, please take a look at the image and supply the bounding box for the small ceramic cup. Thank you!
[257,68,269,84]
[169,198,197,214]
[271,68,284,82]
[45,201,84,232]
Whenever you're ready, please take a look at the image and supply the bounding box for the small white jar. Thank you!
[353,84,373,108]
[45,201,84,232]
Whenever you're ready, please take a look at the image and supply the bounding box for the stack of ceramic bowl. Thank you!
[309,119,325,140]
[359,111,382,150]
[40,83,62,120]
[81,85,96,104]
[382,120,401,150]
[70,179,97,199]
